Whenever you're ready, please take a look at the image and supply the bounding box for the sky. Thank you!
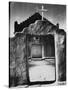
[9,2,66,37]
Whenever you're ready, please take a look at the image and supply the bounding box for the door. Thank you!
[31,44,42,58]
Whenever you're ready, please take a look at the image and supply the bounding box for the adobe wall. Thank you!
[9,20,66,87]
[54,32,66,82]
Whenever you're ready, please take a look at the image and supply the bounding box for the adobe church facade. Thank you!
[9,13,66,87]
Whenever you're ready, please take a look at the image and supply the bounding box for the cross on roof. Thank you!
[37,5,48,20]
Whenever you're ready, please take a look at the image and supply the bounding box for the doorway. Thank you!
[26,34,56,84]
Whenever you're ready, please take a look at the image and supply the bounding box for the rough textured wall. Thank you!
[55,32,66,82]
[10,38,16,86]
[27,20,53,34]
[9,35,27,87]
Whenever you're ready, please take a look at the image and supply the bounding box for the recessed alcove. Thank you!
[27,34,55,60]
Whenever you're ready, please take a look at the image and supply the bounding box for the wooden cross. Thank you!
[37,5,48,20]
